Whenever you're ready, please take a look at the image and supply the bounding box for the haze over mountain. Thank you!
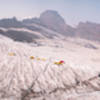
[0,10,100,43]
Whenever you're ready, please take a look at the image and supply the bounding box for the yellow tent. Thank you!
[30,56,35,59]
[8,52,16,56]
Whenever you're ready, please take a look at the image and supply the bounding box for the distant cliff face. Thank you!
[76,22,100,41]
[40,10,75,36]
[40,10,66,28]
[0,17,24,28]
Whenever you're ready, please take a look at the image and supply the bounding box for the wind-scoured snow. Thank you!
[0,35,100,100]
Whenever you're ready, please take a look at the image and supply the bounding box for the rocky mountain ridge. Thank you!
[0,10,100,42]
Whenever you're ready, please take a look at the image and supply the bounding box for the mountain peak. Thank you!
[40,10,66,26]
[40,10,61,18]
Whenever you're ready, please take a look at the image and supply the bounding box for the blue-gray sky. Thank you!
[0,0,100,26]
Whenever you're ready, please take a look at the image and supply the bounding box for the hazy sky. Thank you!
[0,0,100,26]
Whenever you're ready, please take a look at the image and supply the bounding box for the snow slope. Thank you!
[0,35,100,100]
